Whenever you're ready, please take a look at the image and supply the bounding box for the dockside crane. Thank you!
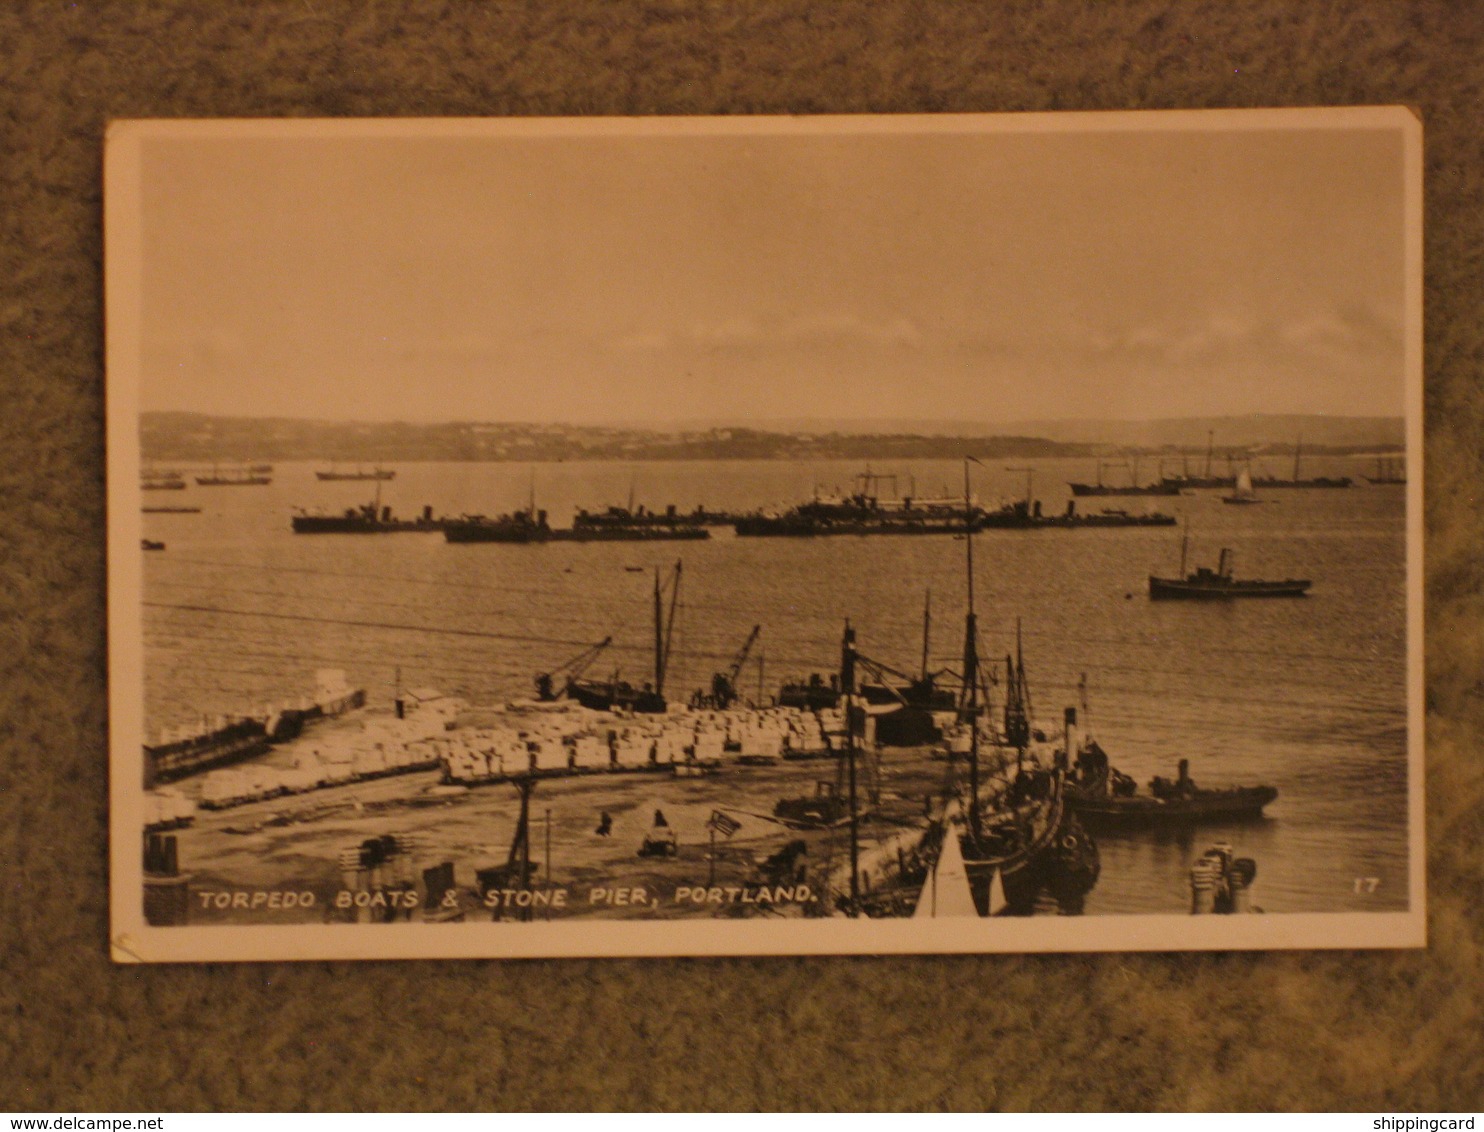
[534,636,613,702]
[694,624,762,709]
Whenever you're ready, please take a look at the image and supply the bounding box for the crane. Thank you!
[534,636,612,702]
[694,624,762,709]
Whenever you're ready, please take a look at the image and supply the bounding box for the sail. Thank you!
[1235,467,1254,496]
[912,807,978,918]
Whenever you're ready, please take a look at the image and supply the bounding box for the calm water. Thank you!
[139,456,1411,915]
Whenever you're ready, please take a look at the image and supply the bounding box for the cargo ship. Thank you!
[316,465,396,481]
[1248,438,1353,489]
[195,465,271,486]
[1365,455,1407,485]
[1068,458,1182,497]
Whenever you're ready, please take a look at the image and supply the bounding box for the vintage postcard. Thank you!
[106,109,1423,961]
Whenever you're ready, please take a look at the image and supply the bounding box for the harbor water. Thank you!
[139,456,1410,917]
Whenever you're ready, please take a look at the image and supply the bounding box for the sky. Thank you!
[130,113,1413,425]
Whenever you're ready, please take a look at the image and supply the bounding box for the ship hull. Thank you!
[445,522,707,543]
[1068,483,1181,497]
[1148,575,1311,599]
[293,516,444,534]
[960,810,1100,916]
[1249,477,1353,489]
[735,516,970,537]
[1070,786,1278,830]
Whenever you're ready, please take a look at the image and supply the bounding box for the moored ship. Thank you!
[977,498,1176,529]
[142,670,366,786]
[316,464,396,481]
[734,468,976,538]
[446,506,708,543]
[1067,750,1278,829]
[195,464,271,486]
[1068,458,1182,497]
[292,500,443,533]
[1248,438,1353,489]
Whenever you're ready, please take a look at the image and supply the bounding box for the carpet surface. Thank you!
[1,0,1481,1112]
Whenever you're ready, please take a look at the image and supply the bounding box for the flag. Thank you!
[707,810,741,837]
[966,455,984,467]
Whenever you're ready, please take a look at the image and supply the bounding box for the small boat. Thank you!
[141,473,186,491]
[1149,539,1310,600]
[141,539,166,551]
[142,506,201,514]
[1221,466,1263,505]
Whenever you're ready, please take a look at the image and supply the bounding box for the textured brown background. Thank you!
[2,0,1481,1112]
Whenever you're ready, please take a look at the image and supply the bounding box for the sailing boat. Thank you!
[563,561,682,714]
[931,458,1101,916]
[1221,465,1262,505]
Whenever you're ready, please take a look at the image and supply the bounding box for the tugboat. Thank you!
[1068,748,1278,829]
[1149,538,1310,600]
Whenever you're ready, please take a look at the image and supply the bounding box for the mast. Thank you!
[653,569,664,692]
[658,560,682,696]
[962,457,982,839]
[921,590,932,681]
[841,620,860,914]
[1293,435,1303,482]
[1205,430,1214,479]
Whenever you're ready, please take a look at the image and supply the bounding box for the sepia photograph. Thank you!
[105,109,1423,961]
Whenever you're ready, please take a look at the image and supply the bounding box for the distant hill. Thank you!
[649,414,1405,450]
[139,412,1403,464]
[139,413,1095,464]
